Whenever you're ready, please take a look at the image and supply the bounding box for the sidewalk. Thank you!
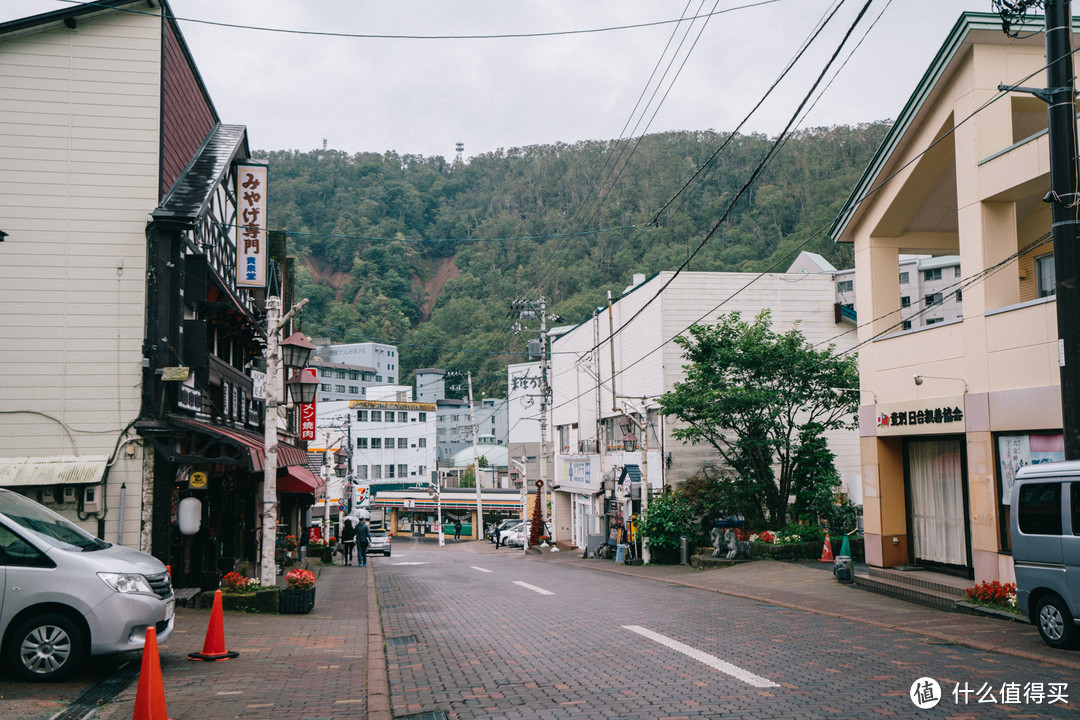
[526,542,1080,672]
[91,560,391,720]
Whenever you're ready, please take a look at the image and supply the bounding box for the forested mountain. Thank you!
[258,123,889,396]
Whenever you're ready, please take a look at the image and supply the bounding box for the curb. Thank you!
[368,562,392,720]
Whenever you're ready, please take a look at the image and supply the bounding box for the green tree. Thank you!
[638,490,697,553]
[460,464,476,488]
[659,310,858,529]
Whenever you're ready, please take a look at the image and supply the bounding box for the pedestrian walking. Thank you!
[356,518,371,566]
[453,518,462,541]
[340,517,357,566]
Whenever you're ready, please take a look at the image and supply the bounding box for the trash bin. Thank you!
[834,555,854,584]
[615,544,628,564]
[679,536,689,565]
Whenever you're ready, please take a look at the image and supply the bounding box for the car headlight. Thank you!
[98,572,154,594]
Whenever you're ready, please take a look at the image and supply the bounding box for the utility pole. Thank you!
[539,296,550,541]
[622,403,651,564]
[996,0,1080,458]
[467,372,484,540]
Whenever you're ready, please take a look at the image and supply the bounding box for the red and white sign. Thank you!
[300,368,317,441]
[236,164,267,288]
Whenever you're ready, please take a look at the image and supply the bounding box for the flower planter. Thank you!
[279,587,316,614]
[204,588,279,614]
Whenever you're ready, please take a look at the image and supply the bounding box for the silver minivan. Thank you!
[0,488,174,680]
[1009,461,1080,649]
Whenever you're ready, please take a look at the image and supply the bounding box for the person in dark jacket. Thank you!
[356,519,371,566]
[453,518,462,541]
[340,518,357,566]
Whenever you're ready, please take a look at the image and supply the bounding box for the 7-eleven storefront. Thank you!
[374,487,530,540]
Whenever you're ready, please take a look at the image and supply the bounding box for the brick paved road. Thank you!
[380,539,1078,719]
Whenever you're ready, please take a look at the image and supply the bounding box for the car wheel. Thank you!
[1035,595,1079,649]
[4,613,86,682]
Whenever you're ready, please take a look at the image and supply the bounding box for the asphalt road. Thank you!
[380,541,1078,719]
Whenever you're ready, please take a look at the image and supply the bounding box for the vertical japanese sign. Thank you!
[300,368,317,441]
[236,164,267,288]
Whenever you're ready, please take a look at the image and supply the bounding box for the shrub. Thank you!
[640,492,697,554]
[285,568,316,590]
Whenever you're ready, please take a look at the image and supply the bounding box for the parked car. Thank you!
[497,521,525,547]
[489,519,520,544]
[0,488,174,681]
[368,528,391,557]
[502,521,552,548]
[1010,461,1080,648]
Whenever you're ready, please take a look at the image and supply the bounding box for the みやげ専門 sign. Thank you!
[236,164,267,288]
[875,396,966,436]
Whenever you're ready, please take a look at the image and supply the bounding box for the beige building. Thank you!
[831,12,1071,583]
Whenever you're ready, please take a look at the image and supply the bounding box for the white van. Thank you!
[1009,461,1080,649]
[0,488,174,680]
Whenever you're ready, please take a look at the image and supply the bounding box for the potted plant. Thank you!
[280,568,317,614]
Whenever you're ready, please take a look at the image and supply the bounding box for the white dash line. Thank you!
[622,625,779,688]
[513,581,554,595]
[470,566,494,573]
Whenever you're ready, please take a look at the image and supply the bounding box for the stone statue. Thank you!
[709,526,725,558]
[724,528,753,560]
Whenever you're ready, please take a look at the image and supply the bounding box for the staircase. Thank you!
[853,566,969,609]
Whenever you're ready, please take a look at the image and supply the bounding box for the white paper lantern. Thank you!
[178,497,202,536]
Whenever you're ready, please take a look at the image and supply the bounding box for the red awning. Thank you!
[171,417,309,471]
[277,465,323,495]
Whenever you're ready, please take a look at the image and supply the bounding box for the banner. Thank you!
[300,369,317,440]
[236,164,267,288]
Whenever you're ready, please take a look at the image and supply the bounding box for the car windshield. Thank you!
[0,490,109,551]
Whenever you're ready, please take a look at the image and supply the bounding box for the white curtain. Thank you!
[908,439,967,566]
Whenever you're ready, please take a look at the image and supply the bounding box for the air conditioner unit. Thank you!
[82,484,102,513]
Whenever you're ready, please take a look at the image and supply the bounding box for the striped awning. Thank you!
[0,455,108,487]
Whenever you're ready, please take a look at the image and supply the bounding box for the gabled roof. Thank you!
[153,124,251,222]
[829,12,1045,244]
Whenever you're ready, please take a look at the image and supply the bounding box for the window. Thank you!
[387,465,395,478]
[1017,482,1062,535]
[398,412,408,422]
[357,410,368,422]
[1037,254,1056,298]
[388,377,395,383]
[320,368,331,377]
[418,438,427,448]
[335,385,346,393]
[376,375,383,382]
[398,464,408,477]
[370,438,382,449]
[924,268,942,281]
[900,296,911,308]
[349,386,359,394]
[398,438,408,449]
[371,411,382,422]
[901,320,912,331]
[837,280,853,293]
[954,289,962,302]
[356,437,368,449]
[419,412,427,422]
[371,465,382,479]
[926,317,943,325]
[1072,484,1080,534]
[385,438,394,448]
[418,465,426,476]
[899,271,909,284]
[349,371,359,380]
[925,292,943,306]
[336,370,346,379]
[954,267,962,278]
[321,383,331,392]
[356,465,368,480]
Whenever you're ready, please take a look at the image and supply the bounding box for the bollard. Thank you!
[679,536,689,565]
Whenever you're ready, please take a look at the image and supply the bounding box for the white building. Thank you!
[317,341,400,385]
[348,396,437,488]
[548,271,860,549]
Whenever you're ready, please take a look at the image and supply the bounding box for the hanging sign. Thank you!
[236,164,267,288]
[300,369,317,441]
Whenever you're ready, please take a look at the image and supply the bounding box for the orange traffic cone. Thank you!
[819,532,834,562]
[133,626,168,720]
[188,590,240,661]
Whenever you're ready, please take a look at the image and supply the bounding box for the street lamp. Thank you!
[258,296,310,589]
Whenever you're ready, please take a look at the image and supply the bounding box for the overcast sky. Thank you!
[4,1,1001,158]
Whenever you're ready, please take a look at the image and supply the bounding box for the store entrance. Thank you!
[905,437,971,575]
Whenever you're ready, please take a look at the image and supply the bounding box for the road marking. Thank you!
[470,566,493,573]
[513,581,554,595]
[391,562,428,566]
[622,625,779,688]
